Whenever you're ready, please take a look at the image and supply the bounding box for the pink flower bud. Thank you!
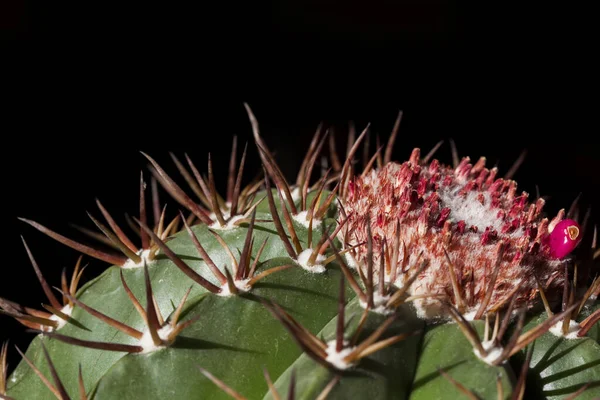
[546,219,582,259]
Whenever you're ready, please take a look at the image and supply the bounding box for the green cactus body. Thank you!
[509,305,600,400]
[1,108,599,400]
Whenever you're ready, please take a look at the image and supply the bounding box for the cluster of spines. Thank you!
[1,105,598,399]
[1,106,417,397]
[41,261,196,354]
[343,147,555,249]
[263,273,419,371]
[0,240,83,333]
[436,344,591,400]
[19,171,180,269]
[536,264,599,338]
[143,208,291,295]
[144,144,265,230]
[1,342,8,400]
[340,137,599,321]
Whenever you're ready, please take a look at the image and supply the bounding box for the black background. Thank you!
[1,0,599,372]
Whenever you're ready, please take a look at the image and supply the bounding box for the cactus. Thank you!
[1,105,598,400]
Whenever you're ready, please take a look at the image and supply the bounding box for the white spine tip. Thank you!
[292,210,322,229]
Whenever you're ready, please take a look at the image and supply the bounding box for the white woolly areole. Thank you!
[122,249,155,270]
[217,279,251,296]
[344,252,361,270]
[389,231,535,320]
[209,214,244,231]
[209,205,231,222]
[549,319,581,339]
[292,210,323,229]
[462,310,478,321]
[139,324,175,354]
[442,309,477,325]
[474,340,505,366]
[43,304,73,332]
[282,187,302,204]
[295,249,326,273]
[411,297,445,320]
[439,190,502,232]
[359,292,394,315]
[436,188,525,240]
[325,340,356,370]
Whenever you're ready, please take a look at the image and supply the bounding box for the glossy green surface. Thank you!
[409,321,513,400]
[513,307,600,400]
[267,299,424,400]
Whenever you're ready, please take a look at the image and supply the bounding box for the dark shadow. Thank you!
[420,336,432,352]
[355,357,388,376]
[238,292,298,315]
[65,316,91,332]
[510,346,544,400]
[177,293,210,320]
[336,367,380,379]
[535,338,586,371]
[173,255,203,262]
[252,282,338,301]
[172,336,261,354]
[410,360,467,390]
[150,253,203,263]
[343,312,360,331]
[252,224,283,237]
[532,335,565,370]
[543,380,600,397]
[356,357,412,396]
[540,359,600,385]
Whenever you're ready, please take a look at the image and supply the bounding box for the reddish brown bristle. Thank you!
[62,292,143,340]
[342,146,573,319]
[40,331,144,353]
[19,218,127,266]
[143,262,162,346]
[96,199,138,254]
[198,367,247,400]
[264,174,296,259]
[136,218,221,294]
[21,237,62,310]
[183,153,212,209]
[230,143,249,216]
[140,171,151,250]
[180,214,226,285]
[15,345,65,399]
[86,212,141,263]
[438,368,479,400]
[141,152,213,225]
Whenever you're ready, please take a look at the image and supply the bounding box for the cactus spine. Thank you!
[1,106,599,400]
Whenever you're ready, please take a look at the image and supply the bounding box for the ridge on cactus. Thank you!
[0,105,598,400]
